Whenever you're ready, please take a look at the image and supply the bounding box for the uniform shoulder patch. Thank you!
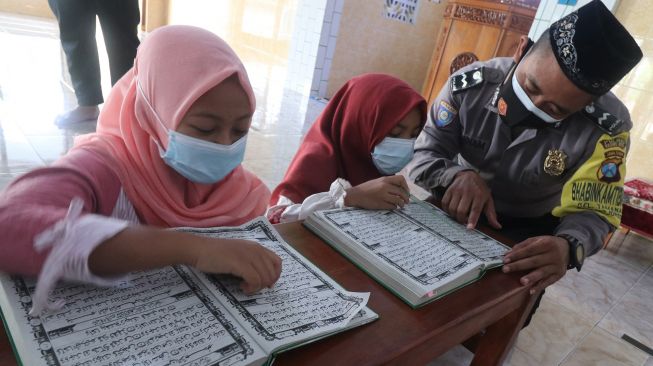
[450,67,484,94]
[435,100,458,128]
[583,103,625,136]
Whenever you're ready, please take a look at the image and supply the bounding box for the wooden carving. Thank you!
[452,5,507,27]
[475,0,539,10]
[508,14,534,33]
[450,52,479,75]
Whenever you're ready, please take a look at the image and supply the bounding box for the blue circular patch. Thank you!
[601,162,618,178]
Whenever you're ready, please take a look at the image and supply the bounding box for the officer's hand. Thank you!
[502,235,570,295]
[345,175,410,210]
[442,170,501,229]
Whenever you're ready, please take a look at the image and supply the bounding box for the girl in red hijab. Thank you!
[268,73,427,223]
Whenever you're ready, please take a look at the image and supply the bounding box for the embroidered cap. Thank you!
[548,0,642,96]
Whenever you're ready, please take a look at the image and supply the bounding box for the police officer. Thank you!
[407,0,643,298]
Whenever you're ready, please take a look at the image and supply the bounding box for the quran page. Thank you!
[0,266,267,366]
[179,218,374,354]
[400,202,510,265]
[312,208,483,298]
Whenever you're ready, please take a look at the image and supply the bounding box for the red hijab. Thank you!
[271,73,426,204]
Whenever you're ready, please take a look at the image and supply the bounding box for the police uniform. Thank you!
[407,0,642,259]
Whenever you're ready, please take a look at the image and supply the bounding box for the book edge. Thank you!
[0,297,25,366]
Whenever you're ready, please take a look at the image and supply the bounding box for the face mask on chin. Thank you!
[496,66,562,126]
[495,40,563,126]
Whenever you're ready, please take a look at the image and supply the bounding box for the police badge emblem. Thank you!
[498,97,508,116]
[544,149,567,176]
[435,100,457,128]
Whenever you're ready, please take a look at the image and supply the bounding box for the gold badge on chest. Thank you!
[544,149,567,176]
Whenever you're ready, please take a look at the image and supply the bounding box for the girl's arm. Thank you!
[1,150,280,315]
[267,176,410,224]
[267,178,351,223]
[89,226,281,294]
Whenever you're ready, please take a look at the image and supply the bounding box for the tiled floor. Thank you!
[430,229,653,366]
[1,12,652,366]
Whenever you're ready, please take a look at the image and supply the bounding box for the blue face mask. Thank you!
[371,137,416,175]
[161,131,247,184]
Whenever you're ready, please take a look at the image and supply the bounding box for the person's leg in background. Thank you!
[48,0,103,126]
[96,0,140,86]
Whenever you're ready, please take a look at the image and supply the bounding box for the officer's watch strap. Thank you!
[557,234,584,272]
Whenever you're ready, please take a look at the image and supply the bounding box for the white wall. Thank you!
[310,0,344,98]
[528,0,620,40]
[285,0,328,96]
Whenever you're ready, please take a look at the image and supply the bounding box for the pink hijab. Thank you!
[74,25,270,228]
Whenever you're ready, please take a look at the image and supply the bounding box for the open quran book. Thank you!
[0,218,376,366]
[304,200,511,308]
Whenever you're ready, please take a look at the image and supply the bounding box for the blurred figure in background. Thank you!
[48,0,140,127]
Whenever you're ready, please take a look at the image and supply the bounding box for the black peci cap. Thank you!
[548,0,643,96]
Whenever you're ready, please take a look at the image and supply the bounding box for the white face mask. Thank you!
[161,131,247,184]
[371,137,416,175]
[511,72,562,124]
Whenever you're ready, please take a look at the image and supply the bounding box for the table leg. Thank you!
[469,291,540,366]
[603,231,614,250]
[615,227,630,251]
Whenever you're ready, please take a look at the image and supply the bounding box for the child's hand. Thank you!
[192,238,282,294]
[345,175,410,210]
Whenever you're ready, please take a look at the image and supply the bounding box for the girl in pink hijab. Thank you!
[0,25,281,315]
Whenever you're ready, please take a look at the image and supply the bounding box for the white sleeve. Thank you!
[29,198,130,316]
[273,178,352,223]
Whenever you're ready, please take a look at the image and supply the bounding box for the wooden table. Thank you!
[0,222,536,366]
